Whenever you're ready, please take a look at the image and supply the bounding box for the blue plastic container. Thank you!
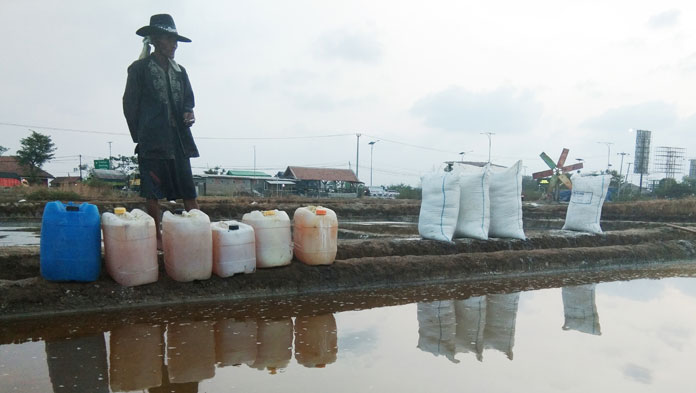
[40,201,101,282]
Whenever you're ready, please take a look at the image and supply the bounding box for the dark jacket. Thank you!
[123,55,200,159]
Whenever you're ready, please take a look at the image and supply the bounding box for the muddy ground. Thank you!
[2,197,696,320]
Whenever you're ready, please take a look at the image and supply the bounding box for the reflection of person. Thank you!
[123,14,200,249]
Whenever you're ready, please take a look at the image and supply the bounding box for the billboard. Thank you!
[633,130,651,174]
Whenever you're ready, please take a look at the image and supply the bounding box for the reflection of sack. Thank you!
[417,301,459,363]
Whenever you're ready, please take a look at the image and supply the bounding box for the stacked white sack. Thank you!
[452,165,490,240]
[418,171,460,242]
[562,174,611,234]
[488,161,525,239]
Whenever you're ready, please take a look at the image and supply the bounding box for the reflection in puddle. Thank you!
[3,275,696,392]
[562,284,601,335]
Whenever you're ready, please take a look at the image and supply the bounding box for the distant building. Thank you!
[90,169,128,188]
[51,176,81,188]
[0,156,54,186]
[281,166,362,196]
[193,170,295,196]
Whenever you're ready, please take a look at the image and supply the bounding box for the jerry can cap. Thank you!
[114,207,126,215]
[315,208,327,216]
[262,210,276,216]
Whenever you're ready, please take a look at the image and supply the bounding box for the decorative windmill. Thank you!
[532,148,583,200]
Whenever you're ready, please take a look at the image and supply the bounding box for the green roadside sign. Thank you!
[94,159,109,169]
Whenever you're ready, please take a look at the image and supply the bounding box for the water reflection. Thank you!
[45,334,109,393]
[417,289,602,362]
[562,284,601,335]
[5,270,696,392]
[109,324,164,391]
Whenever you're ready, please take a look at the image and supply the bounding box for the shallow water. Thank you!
[2,273,696,392]
[0,221,40,246]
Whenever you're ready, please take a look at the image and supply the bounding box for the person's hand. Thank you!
[184,111,195,127]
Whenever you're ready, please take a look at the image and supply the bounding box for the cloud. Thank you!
[622,363,653,384]
[648,9,681,29]
[315,28,383,64]
[410,86,543,133]
[581,101,678,132]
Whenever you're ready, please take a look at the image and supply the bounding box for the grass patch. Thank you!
[25,189,85,201]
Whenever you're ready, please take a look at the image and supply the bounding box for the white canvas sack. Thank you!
[562,174,611,234]
[452,165,490,240]
[488,160,525,239]
[418,170,461,242]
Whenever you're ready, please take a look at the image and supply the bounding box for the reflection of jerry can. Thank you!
[294,314,338,368]
[242,210,293,268]
[40,201,101,282]
[166,320,216,384]
[45,333,109,393]
[109,323,164,391]
[252,318,293,373]
[215,318,258,367]
[162,209,213,281]
[292,206,338,265]
[102,208,158,286]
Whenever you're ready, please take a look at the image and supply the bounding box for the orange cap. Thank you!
[315,208,327,216]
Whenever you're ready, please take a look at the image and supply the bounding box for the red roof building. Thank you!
[0,156,54,186]
[282,166,361,195]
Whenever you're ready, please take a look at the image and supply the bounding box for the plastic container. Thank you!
[102,208,158,286]
[242,210,293,268]
[211,220,256,277]
[109,324,163,391]
[293,206,338,265]
[40,201,101,282]
[215,318,258,367]
[166,320,216,383]
[294,314,338,368]
[252,318,293,373]
[162,209,212,281]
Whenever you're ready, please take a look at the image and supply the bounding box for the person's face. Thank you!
[153,34,177,59]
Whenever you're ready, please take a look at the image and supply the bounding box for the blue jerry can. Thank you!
[40,201,101,282]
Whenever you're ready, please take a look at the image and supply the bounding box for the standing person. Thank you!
[123,14,200,249]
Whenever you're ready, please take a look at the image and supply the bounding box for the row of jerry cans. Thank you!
[45,315,337,393]
[40,201,338,286]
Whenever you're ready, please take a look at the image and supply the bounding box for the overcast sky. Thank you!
[2,0,696,186]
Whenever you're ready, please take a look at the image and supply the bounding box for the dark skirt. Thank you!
[138,148,197,200]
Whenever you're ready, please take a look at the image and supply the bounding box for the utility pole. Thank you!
[597,141,613,172]
[107,141,113,169]
[625,163,632,184]
[355,133,361,179]
[79,154,83,180]
[368,140,379,186]
[617,152,630,178]
[480,132,495,163]
[252,145,256,194]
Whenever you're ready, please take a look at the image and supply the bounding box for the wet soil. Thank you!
[2,197,696,320]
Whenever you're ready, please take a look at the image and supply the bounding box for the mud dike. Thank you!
[2,215,696,319]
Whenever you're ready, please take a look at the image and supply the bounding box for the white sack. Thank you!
[562,174,611,234]
[418,171,460,242]
[488,161,525,239]
[453,165,490,240]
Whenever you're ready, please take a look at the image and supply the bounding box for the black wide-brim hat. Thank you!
[136,14,191,42]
